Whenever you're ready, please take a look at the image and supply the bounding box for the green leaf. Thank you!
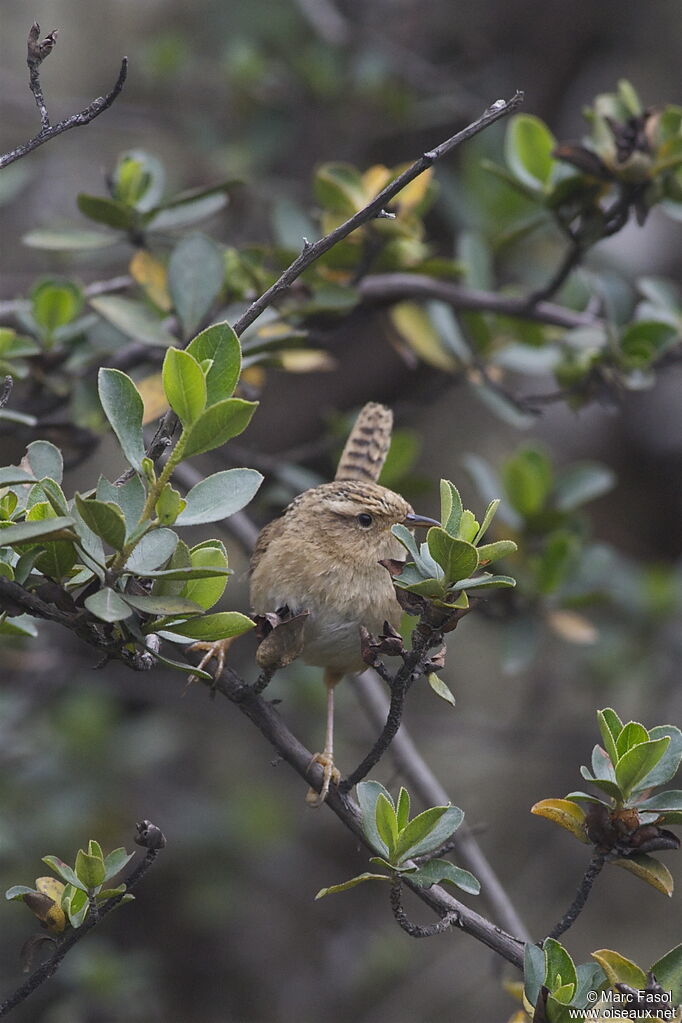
[651,943,682,1005]
[98,368,146,472]
[22,228,117,250]
[391,523,421,561]
[61,884,89,927]
[90,295,176,348]
[636,790,682,812]
[146,191,229,231]
[75,848,105,889]
[553,462,616,512]
[536,530,578,595]
[161,611,255,641]
[356,780,392,856]
[597,708,622,767]
[151,650,213,680]
[503,445,553,517]
[393,805,463,863]
[176,468,263,525]
[84,587,133,623]
[182,399,257,458]
[506,114,557,190]
[591,745,616,782]
[620,320,678,368]
[178,545,229,610]
[186,322,242,406]
[427,673,456,707]
[42,856,85,891]
[439,479,463,536]
[102,848,135,883]
[31,280,83,333]
[544,938,577,997]
[168,234,225,338]
[0,516,74,546]
[162,347,207,426]
[124,528,178,573]
[611,852,674,896]
[0,467,35,486]
[524,942,547,1008]
[475,539,517,564]
[77,193,136,229]
[314,162,366,215]
[473,499,501,544]
[39,478,69,516]
[96,475,145,533]
[375,793,399,859]
[74,494,126,551]
[5,885,36,901]
[427,528,479,584]
[633,726,682,790]
[112,149,165,210]
[134,564,230,581]
[615,737,671,797]
[155,483,186,526]
[410,858,480,895]
[591,949,647,992]
[396,787,411,831]
[315,873,392,899]
[616,721,649,757]
[122,593,203,616]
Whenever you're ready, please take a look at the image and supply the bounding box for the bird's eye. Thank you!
[357,513,373,528]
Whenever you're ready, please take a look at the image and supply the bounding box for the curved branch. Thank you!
[0,24,127,171]
[546,850,606,940]
[0,823,164,1019]
[210,668,526,966]
[358,273,599,330]
[389,878,459,938]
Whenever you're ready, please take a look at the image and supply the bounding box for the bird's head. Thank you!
[292,480,437,565]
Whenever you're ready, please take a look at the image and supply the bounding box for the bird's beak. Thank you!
[404,512,440,529]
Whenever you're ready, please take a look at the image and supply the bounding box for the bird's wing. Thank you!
[334,402,393,483]
[249,516,281,574]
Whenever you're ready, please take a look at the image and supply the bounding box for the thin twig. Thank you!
[389,878,458,938]
[231,92,523,339]
[546,850,606,940]
[0,23,128,170]
[0,377,13,409]
[522,238,584,309]
[340,625,441,793]
[203,666,526,967]
[350,671,531,942]
[0,832,163,1019]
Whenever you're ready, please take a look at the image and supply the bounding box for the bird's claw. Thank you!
[305,752,341,807]
[187,638,235,690]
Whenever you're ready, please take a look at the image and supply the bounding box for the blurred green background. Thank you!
[1,1,682,1020]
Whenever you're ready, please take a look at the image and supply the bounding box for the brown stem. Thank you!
[546,850,606,940]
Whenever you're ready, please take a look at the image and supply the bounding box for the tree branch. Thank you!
[0,24,127,170]
[231,92,523,339]
[204,666,526,967]
[358,272,599,330]
[349,671,531,941]
[389,878,459,938]
[0,821,165,1020]
[546,850,606,940]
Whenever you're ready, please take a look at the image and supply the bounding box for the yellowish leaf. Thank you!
[390,164,434,211]
[362,164,392,198]
[278,350,336,373]
[591,949,647,990]
[530,798,589,843]
[35,876,65,904]
[388,301,459,372]
[239,366,265,390]
[136,372,169,424]
[610,853,674,896]
[547,609,598,644]
[129,250,172,312]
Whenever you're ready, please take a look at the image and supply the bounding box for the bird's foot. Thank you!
[305,752,341,808]
[187,637,236,692]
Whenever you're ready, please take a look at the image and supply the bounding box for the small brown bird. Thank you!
[250,403,437,805]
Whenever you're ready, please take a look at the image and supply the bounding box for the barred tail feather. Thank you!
[335,402,393,483]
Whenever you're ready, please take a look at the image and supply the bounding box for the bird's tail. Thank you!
[335,402,393,483]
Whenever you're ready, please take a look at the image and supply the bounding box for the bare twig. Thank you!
[546,850,606,940]
[350,671,531,942]
[389,878,459,938]
[358,273,599,330]
[231,92,523,339]
[0,24,127,170]
[0,822,164,1019]
[0,377,13,409]
[203,666,526,967]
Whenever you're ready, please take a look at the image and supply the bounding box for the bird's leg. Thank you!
[306,669,342,807]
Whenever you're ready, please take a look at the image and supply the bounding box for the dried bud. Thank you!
[359,623,405,665]
[423,645,447,672]
[254,608,309,669]
[135,820,166,850]
[585,803,617,849]
[626,825,680,855]
[553,143,612,180]
[395,588,427,616]
[378,558,405,578]
[27,23,58,64]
